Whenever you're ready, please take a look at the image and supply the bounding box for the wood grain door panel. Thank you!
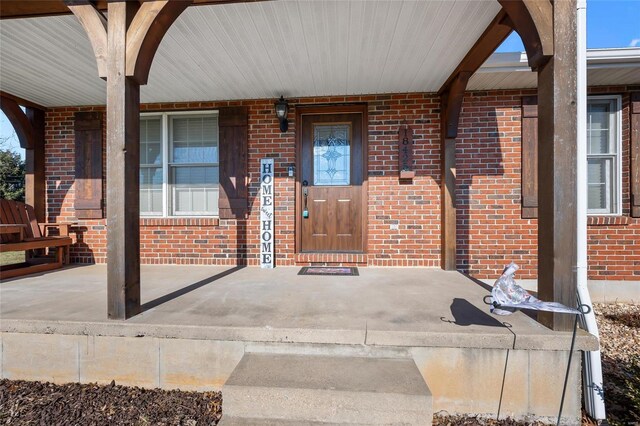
[299,109,366,253]
[303,186,362,252]
[310,194,328,238]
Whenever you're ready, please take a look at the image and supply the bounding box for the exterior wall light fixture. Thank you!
[274,96,289,132]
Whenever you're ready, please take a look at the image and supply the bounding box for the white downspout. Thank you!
[576,0,606,420]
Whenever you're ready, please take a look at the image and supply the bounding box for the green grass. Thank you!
[0,251,25,266]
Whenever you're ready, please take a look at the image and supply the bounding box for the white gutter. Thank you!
[576,0,606,420]
[586,47,640,63]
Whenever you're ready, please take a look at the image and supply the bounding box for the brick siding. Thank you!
[456,86,640,280]
[43,88,639,279]
[45,94,442,267]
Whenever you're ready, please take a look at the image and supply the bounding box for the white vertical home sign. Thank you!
[260,158,275,268]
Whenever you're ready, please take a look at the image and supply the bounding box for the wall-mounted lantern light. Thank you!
[274,96,289,132]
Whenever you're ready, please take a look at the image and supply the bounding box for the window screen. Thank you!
[139,113,219,217]
[587,97,620,215]
[169,115,219,216]
[140,117,163,215]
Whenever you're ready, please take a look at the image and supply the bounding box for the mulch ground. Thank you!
[432,415,549,425]
[593,302,640,426]
[0,303,637,426]
[0,380,222,425]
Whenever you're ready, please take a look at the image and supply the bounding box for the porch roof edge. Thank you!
[477,47,640,73]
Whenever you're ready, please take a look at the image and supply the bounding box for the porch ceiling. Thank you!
[0,0,502,107]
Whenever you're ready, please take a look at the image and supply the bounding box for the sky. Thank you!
[498,0,640,52]
[1,0,639,157]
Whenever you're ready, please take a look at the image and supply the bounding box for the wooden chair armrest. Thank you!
[0,224,26,242]
[38,222,76,237]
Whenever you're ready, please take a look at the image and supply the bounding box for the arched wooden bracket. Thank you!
[0,95,34,149]
[66,1,108,78]
[438,8,514,138]
[439,10,513,96]
[66,0,192,85]
[441,71,471,140]
[126,1,192,85]
[0,93,47,221]
[499,0,553,70]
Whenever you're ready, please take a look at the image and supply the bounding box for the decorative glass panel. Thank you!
[313,124,351,186]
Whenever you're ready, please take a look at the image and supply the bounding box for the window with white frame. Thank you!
[587,96,621,215]
[140,111,219,217]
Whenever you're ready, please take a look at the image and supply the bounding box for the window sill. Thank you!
[140,217,220,227]
[587,216,630,226]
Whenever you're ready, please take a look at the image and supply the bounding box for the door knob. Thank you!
[302,188,309,218]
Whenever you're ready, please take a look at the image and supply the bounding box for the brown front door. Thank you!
[298,106,367,253]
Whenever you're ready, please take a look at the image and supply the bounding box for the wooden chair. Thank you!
[0,199,73,279]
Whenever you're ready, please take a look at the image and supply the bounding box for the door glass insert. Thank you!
[313,124,351,186]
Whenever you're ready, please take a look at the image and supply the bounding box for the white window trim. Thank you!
[586,95,622,217]
[140,110,219,218]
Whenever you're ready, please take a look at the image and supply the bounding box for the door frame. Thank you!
[295,103,369,254]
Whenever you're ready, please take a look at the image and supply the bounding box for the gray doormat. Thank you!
[298,267,359,276]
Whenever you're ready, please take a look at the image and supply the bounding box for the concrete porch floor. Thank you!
[1,265,598,423]
[0,264,596,350]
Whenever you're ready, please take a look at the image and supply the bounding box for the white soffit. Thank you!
[2,3,638,108]
[0,0,501,107]
[467,48,640,91]
[0,14,105,107]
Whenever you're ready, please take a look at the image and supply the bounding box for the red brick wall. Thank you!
[456,86,640,280]
[44,88,639,278]
[456,89,538,278]
[44,94,442,267]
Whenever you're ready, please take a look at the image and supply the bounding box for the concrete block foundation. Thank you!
[1,331,583,424]
[412,347,581,424]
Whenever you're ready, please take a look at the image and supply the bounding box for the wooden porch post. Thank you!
[106,1,142,319]
[440,132,457,271]
[68,0,191,319]
[536,0,578,331]
[25,108,46,222]
[501,0,578,331]
[439,74,470,271]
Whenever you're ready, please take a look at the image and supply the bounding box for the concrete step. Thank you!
[222,353,432,425]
